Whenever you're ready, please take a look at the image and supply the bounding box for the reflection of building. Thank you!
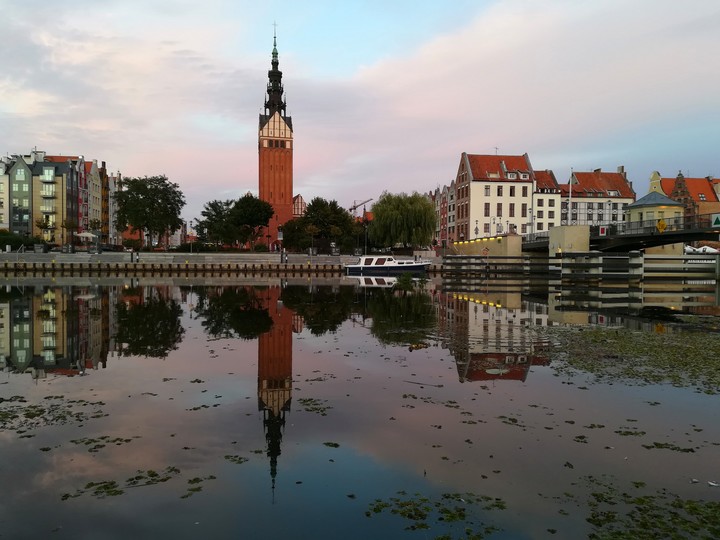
[257,285,301,492]
[0,285,119,379]
[433,291,552,383]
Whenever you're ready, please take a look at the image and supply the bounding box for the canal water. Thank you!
[1,280,719,539]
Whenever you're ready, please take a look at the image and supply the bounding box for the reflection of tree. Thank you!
[194,287,272,340]
[280,285,355,335]
[115,296,184,358]
[365,289,436,345]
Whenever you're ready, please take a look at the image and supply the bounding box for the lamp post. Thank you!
[474,219,479,238]
[492,217,496,235]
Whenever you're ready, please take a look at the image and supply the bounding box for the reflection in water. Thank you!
[0,278,718,538]
[114,286,184,358]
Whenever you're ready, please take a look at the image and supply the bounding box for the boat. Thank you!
[345,275,398,288]
[344,255,431,276]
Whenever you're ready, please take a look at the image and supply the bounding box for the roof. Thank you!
[465,153,533,181]
[570,169,635,199]
[259,113,293,131]
[628,191,684,208]
[660,178,676,196]
[676,177,719,203]
[534,169,559,190]
[45,155,80,163]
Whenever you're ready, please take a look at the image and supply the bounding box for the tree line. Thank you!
[113,174,436,252]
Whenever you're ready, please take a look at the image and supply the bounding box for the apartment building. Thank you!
[560,166,636,227]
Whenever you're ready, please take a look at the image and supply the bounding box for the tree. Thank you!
[114,175,186,248]
[230,194,274,246]
[281,197,355,252]
[199,200,236,246]
[369,191,436,248]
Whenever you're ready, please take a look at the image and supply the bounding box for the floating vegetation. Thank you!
[536,326,720,394]
[70,435,140,453]
[366,491,505,538]
[61,467,181,500]
[180,475,216,499]
[224,455,249,465]
[297,397,332,416]
[323,442,340,448]
[641,442,696,453]
[0,395,107,433]
[578,475,720,538]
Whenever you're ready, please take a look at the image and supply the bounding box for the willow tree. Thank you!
[369,191,436,248]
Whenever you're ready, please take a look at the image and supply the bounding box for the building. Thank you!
[649,171,720,221]
[258,32,294,249]
[560,166,636,227]
[455,152,535,240]
[531,169,562,234]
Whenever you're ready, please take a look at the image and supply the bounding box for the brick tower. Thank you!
[258,31,293,249]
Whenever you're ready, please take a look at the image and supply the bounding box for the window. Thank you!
[510,186,515,196]
[484,186,490,196]
[548,199,555,207]
[484,203,490,217]
[521,224,527,233]
[520,173,529,180]
[521,203,527,217]
[509,203,515,217]
[15,169,25,180]
[497,186,503,197]
[537,199,544,207]
[507,172,516,180]
[522,186,528,197]
[537,210,544,219]
[483,223,490,233]
[496,203,502,217]
[537,223,544,231]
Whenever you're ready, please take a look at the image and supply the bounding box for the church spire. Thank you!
[265,27,286,116]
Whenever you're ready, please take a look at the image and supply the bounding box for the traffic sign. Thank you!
[656,219,666,233]
[712,214,720,228]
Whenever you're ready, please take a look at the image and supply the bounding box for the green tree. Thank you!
[369,192,436,248]
[199,200,236,246]
[114,175,186,248]
[194,286,273,340]
[230,193,274,246]
[280,197,355,253]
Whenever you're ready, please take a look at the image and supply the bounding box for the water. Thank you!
[1,280,719,539]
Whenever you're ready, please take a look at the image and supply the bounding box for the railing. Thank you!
[522,213,719,242]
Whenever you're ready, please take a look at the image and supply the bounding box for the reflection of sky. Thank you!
[1,286,719,539]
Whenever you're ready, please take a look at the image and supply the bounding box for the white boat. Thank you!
[344,255,431,276]
[345,275,398,288]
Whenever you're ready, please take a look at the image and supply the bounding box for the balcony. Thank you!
[40,207,57,214]
[41,191,57,198]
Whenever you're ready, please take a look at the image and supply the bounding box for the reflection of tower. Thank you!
[258,31,293,248]
[257,285,293,494]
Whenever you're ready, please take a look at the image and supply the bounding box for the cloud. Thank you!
[1,0,718,220]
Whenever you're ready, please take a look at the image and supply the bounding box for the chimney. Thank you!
[617,165,626,179]
[593,168,602,173]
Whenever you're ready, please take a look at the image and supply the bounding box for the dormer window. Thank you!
[520,173,529,180]
[507,172,517,180]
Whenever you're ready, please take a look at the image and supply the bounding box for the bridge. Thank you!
[522,213,720,253]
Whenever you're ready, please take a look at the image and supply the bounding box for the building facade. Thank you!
[560,167,636,228]
[258,33,294,249]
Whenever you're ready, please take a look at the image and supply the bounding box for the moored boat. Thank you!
[344,255,431,276]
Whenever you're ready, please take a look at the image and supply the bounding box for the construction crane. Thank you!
[349,198,373,217]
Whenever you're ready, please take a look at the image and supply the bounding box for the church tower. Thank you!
[258,31,293,248]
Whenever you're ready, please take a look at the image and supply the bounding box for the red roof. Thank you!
[660,178,676,196]
[45,155,81,163]
[680,177,719,203]
[466,153,533,181]
[534,169,559,190]
[570,169,635,199]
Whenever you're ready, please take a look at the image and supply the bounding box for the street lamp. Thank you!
[474,219,479,238]
[492,217,496,235]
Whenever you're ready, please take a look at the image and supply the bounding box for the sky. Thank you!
[2,0,719,221]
